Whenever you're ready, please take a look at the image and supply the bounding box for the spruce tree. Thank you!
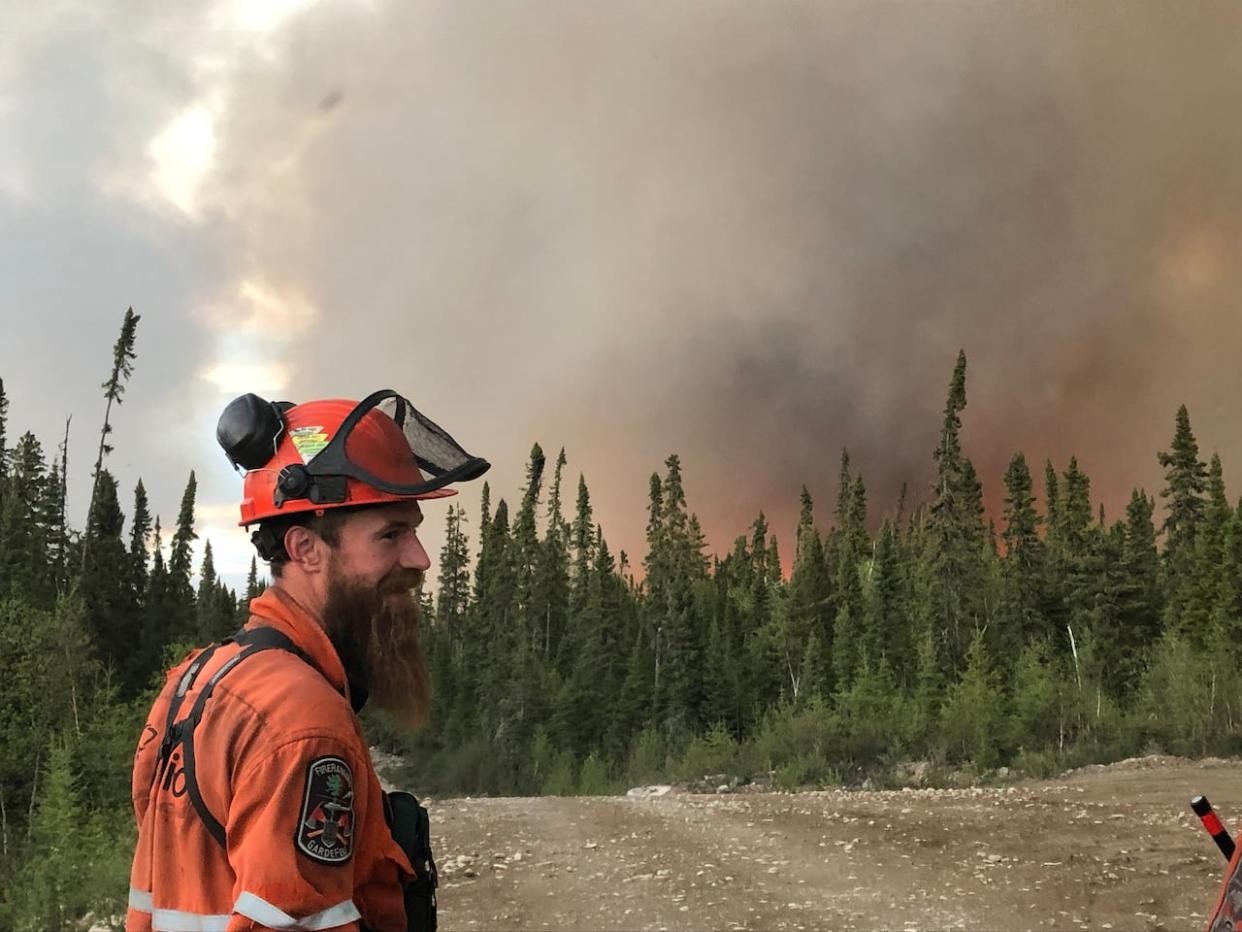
[546,447,568,541]
[435,505,471,639]
[44,417,72,592]
[135,515,170,690]
[860,519,903,672]
[927,351,988,673]
[513,443,546,647]
[1217,504,1242,667]
[0,375,8,490]
[128,479,152,597]
[1158,406,1208,636]
[533,501,571,661]
[0,432,52,604]
[787,486,832,691]
[83,308,139,573]
[79,470,130,677]
[1000,453,1045,653]
[1158,405,1209,557]
[196,541,235,642]
[643,473,666,605]
[652,454,704,734]
[168,471,198,585]
[1188,454,1231,645]
[568,474,595,620]
[245,555,260,600]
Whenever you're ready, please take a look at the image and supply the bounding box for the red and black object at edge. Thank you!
[1192,795,1236,862]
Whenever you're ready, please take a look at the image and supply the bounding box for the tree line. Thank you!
[395,350,1242,796]
[0,311,258,928]
[1,317,1238,924]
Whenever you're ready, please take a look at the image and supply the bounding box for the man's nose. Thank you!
[401,532,431,572]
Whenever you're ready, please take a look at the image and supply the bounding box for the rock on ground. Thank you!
[412,757,1238,930]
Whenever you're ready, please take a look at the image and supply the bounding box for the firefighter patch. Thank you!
[296,756,355,864]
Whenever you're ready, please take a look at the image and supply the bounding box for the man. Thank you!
[128,390,488,931]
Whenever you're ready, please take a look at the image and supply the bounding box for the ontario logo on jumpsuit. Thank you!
[296,756,355,864]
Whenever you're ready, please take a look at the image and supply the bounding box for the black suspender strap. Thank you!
[154,643,223,788]
[182,642,278,846]
[233,624,317,668]
[153,626,326,848]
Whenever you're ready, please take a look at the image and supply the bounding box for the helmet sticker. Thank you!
[289,426,331,464]
[296,756,355,865]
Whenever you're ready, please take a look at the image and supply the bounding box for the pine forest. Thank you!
[2,314,1241,926]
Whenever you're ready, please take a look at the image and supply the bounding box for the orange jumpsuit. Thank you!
[128,587,412,931]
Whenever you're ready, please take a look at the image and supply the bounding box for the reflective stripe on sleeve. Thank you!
[232,891,362,930]
[129,887,155,911]
[128,888,231,931]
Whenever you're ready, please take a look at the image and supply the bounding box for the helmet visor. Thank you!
[316,389,490,497]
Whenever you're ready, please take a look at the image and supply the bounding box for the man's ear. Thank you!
[284,524,329,575]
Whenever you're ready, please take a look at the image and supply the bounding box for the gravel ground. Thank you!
[408,756,1242,931]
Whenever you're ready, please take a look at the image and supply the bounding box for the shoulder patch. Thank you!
[296,756,355,865]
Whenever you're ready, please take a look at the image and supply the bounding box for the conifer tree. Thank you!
[1159,405,1209,558]
[1000,453,1045,653]
[830,467,868,690]
[787,486,832,690]
[1043,461,1062,541]
[533,503,571,661]
[0,433,52,604]
[136,515,171,688]
[513,443,546,645]
[0,376,8,491]
[643,473,666,607]
[568,474,595,620]
[687,514,711,578]
[546,447,568,541]
[795,485,815,561]
[928,351,988,673]
[1217,504,1242,666]
[43,418,72,592]
[701,615,736,727]
[8,736,106,929]
[80,470,130,675]
[860,519,903,671]
[168,472,198,583]
[83,308,139,574]
[128,479,151,597]
[651,454,704,734]
[235,554,265,628]
[196,541,235,642]
[1158,406,1208,635]
[613,624,655,744]
[939,631,1004,768]
[476,498,517,723]
[436,505,471,638]
[1188,454,1231,645]
[245,555,260,600]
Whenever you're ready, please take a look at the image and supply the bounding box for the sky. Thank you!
[3,1,1242,591]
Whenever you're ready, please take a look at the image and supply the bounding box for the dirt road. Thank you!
[415,757,1242,931]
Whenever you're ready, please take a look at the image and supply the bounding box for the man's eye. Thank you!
[382,530,401,541]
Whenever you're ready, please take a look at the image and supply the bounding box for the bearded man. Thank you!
[128,391,488,932]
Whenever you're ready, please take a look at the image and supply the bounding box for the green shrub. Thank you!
[939,632,1005,769]
[541,749,576,796]
[674,722,747,783]
[626,727,669,786]
[577,752,614,796]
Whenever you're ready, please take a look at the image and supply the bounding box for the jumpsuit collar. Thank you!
[245,586,366,710]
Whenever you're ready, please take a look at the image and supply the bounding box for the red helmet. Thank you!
[217,389,489,527]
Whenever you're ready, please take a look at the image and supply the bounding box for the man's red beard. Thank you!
[322,562,431,728]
